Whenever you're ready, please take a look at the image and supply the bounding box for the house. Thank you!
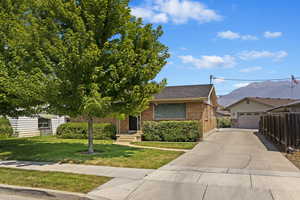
[267,100,300,113]
[216,110,231,118]
[226,97,298,129]
[8,114,67,137]
[72,84,218,141]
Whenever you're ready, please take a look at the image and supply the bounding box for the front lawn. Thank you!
[0,167,111,193]
[0,137,183,169]
[131,141,198,149]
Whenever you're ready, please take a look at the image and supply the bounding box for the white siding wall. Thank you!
[290,106,300,112]
[229,100,271,119]
[51,116,66,135]
[8,116,67,137]
[8,117,40,137]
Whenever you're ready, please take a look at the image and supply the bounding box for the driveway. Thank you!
[91,129,300,200]
[165,128,299,171]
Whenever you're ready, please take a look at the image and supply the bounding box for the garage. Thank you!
[226,97,298,130]
[237,112,261,129]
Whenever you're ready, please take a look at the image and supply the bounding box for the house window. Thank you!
[38,118,51,129]
[154,103,186,120]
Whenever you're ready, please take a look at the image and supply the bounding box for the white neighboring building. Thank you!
[8,114,67,137]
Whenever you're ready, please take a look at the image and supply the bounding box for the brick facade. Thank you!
[71,86,218,135]
[72,101,217,135]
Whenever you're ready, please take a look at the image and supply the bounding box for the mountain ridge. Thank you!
[218,81,300,106]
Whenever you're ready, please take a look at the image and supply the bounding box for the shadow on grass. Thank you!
[0,137,143,163]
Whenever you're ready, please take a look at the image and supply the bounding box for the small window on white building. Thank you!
[38,118,51,129]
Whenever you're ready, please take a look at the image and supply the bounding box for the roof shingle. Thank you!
[154,84,213,100]
[227,97,298,109]
[248,97,298,107]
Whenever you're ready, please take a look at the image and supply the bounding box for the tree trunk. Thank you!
[88,117,94,154]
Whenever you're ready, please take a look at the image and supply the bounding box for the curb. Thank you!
[0,184,94,200]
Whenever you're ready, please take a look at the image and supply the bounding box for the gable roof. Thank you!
[226,97,298,109]
[267,100,300,112]
[153,84,213,100]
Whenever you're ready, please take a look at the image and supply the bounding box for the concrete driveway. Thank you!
[165,128,299,172]
[91,129,300,200]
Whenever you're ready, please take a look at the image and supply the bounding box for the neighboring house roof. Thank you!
[153,84,213,100]
[267,100,300,112]
[216,110,231,117]
[38,114,58,119]
[226,97,298,109]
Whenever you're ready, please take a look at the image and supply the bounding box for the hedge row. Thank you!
[217,117,231,128]
[142,121,201,142]
[0,117,13,138]
[57,122,116,140]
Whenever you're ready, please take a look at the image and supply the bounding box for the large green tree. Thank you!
[0,0,49,117]
[32,0,169,153]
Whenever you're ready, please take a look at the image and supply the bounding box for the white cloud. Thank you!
[179,47,188,51]
[217,30,240,40]
[234,83,250,88]
[178,55,236,69]
[241,35,258,40]
[240,66,262,73]
[152,13,169,23]
[214,78,225,83]
[238,50,288,61]
[131,8,169,23]
[217,30,258,40]
[131,0,222,24]
[264,31,282,39]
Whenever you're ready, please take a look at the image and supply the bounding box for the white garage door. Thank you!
[237,112,261,129]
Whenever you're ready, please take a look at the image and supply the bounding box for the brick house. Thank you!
[72,84,217,141]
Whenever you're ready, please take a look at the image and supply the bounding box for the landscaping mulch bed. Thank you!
[286,151,300,169]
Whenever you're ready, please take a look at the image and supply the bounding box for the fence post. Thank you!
[296,114,300,148]
[284,113,289,151]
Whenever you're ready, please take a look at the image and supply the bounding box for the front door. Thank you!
[129,116,140,131]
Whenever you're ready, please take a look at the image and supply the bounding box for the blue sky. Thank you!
[130,0,300,95]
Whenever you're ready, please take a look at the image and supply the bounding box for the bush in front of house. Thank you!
[217,117,231,128]
[142,121,201,142]
[56,122,116,140]
[0,117,13,138]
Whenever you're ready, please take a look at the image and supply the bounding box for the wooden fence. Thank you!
[259,113,300,151]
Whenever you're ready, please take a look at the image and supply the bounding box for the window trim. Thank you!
[154,103,187,120]
[38,118,51,129]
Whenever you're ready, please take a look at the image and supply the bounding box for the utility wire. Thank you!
[212,76,300,82]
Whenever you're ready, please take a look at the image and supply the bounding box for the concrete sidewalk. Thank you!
[88,129,300,200]
[114,142,191,152]
[0,160,154,180]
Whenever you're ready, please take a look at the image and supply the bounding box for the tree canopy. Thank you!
[0,0,49,117]
[0,0,169,153]
[37,0,169,119]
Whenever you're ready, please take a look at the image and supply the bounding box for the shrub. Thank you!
[142,121,201,142]
[0,117,13,138]
[217,117,231,128]
[57,122,116,140]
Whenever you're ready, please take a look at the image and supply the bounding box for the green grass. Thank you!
[0,137,183,169]
[0,167,111,193]
[131,141,198,149]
